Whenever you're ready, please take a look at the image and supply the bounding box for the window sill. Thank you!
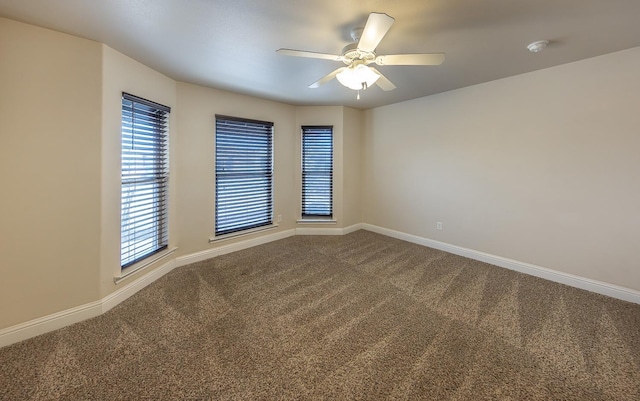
[114,247,177,284]
[296,218,337,224]
[209,223,279,243]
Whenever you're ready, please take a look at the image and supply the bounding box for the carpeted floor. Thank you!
[1,230,639,400]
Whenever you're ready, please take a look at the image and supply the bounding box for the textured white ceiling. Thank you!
[2,0,640,109]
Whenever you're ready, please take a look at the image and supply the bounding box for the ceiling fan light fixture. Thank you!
[336,64,380,90]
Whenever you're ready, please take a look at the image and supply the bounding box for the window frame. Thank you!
[301,125,334,219]
[120,93,170,269]
[214,115,274,237]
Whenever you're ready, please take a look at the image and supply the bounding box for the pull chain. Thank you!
[356,81,369,100]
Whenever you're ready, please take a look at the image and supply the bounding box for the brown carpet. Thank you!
[1,230,639,400]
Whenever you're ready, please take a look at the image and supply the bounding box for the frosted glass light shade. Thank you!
[336,64,380,90]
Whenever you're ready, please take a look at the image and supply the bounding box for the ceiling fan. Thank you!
[277,12,445,97]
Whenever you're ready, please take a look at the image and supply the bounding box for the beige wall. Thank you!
[175,82,297,257]
[0,17,357,332]
[293,106,363,229]
[342,107,363,227]
[100,45,177,296]
[362,47,640,291]
[3,15,638,335]
[0,18,103,328]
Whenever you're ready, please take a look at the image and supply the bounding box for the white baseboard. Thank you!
[296,223,362,236]
[343,223,363,235]
[0,301,102,349]
[11,221,632,349]
[175,229,296,267]
[103,259,178,313]
[0,258,178,349]
[362,223,640,305]
[0,228,306,348]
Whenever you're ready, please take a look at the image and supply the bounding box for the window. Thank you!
[301,126,333,218]
[120,93,170,268]
[215,115,273,236]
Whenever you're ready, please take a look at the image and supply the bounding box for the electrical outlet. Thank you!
[436,221,443,231]
[277,215,282,223]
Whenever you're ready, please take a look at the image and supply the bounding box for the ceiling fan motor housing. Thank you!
[341,42,376,65]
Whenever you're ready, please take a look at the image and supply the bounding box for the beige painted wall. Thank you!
[362,47,640,291]
[175,82,297,257]
[0,17,358,332]
[4,14,638,336]
[100,45,177,297]
[342,107,363,227]
[0,18,102,328]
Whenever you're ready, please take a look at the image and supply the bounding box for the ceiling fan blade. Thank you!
[309,67,346,88]
[375,53,445,66]
[368,67,396,91]
[358,13,395,52]
[277,48,343,61]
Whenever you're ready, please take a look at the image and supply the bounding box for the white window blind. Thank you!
[302,126,333,217]
[215,115,273,236]
[121,93,170,268]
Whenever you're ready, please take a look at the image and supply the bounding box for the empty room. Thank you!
[1,0,639,399]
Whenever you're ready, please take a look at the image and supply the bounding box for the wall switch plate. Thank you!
[436,221,443,231]
[277,215,282,223]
